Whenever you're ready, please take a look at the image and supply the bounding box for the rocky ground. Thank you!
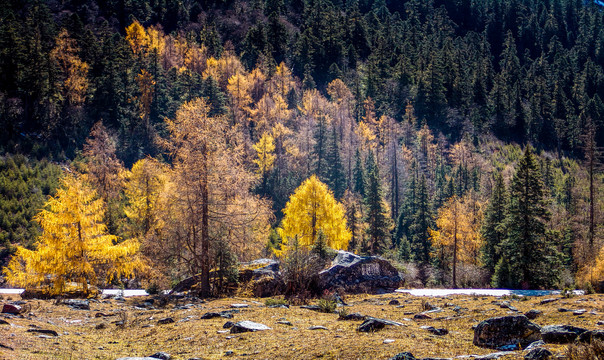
[0,292,602,360]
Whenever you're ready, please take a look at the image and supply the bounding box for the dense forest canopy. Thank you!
[0,0,603,292]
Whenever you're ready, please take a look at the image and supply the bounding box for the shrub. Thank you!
[265,298,288,307]
[281,236,323,303]
[317,298,336,313]
[146,283,160,295]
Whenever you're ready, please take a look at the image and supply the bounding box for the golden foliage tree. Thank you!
[253,132,275,193]
[162,98,271,296]
[51,29,89,107]
[125,20,149,55]
[123,157,167,238]
[429,194,484,288]
[277,175,351,254]
[3,174,141,295]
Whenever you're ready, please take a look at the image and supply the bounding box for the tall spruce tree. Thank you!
[481,172,507,275]
[326,126,346,199]
[353,149,366,197]
[364,154,393,254]
[409,174,433,264]
[494,146,560,289]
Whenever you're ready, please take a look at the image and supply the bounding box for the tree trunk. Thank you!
[200,146,211,298]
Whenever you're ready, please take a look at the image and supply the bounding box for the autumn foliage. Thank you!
[4,174,141,295]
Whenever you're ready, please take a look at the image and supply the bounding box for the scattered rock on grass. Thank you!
[27,329,58,336]
[524,310,542,320]
[420,326,448,336]
[339,312,366,321]
[541,325,587,343]
[577,330,604,344]
[389,300,400,305]
[62,299,90,310]
[229,321,271,333]
[157,317,174,325]
[473,315,541,349]
[524,348,552,360]
[388,352,416,360]
[539,298,558,305]
[149,352,171,360]
[308,326,328,330]
[223,321,235,329]
[0,319,10,325]
[2,304,22,314]
[358,317,404,332]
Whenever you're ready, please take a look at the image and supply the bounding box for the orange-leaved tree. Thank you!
[3,173,142,295]
[429,193,483,288]
[277,175,351,255]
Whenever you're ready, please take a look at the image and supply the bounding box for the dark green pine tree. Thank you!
[313,112,329,182]
[363,153,393,254]
[202,75,228,117]
[493,146,560,289]
[409,174,433,264]
[481,172,508,275]
[326,126,346,199]
[353,149,366,197]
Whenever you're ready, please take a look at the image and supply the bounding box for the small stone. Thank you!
[541,324,587,343]
[539,298,558,305]
[2,304,21,314]
[524,310,542,320]
[597,321,604,326]
[525,340,545,350]
[225,350,234,356]
[413,313,432,320]
[223,321,235,329]
[524,347,552,360]
[158,317,175,325]
[277,320,293,326]
[0,319,10,325]
[230,321,271,333]
[95,323,106,330]
[388,352,415,360]
[149,352,171,360]
[383,339,395,344]
[230,303,249,308]
[389,300,400,305]
[27,329,59,336]
[573,309,587,316]
[62,299,90,310]
[308,326,328,330]
[358,318,403,332]
[338,312,366,321]
[420,326,448,336]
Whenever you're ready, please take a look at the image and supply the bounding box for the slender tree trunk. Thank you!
[200,145,211,298]
[453,212,457,289]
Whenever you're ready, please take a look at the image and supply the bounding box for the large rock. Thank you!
[238,259,285,297]
[230,321,271,333]
[473,315,542,349]
[541,325,587,344]
[318,251,403,294]
[524,348,552,360]
[62,299,90,310]
[388,352,416,360]
[357,317,404,332]
[577,330,604,344]
[2,304,22,314]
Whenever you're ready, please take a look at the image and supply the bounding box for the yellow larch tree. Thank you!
[123,157,167,238]
[253,132,276,193]
[270,62,296,98]
[3,173,141,295]
[125,20,149,56]
[50,29,89,107]
[576,245,604,290]
[277,175,352,255]
[429,194,484,288]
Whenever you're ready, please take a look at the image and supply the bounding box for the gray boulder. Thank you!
[541,325,587,343]
[388,352,416,360]
[238,259,284,297]
[318,251,403,294]
[358,317,404,332]
[62,299,90,310]
[524,348,552,360]
[524,310,542,320]
[230,321,271,333]
[577,330,604,344]
[473,315,542,349]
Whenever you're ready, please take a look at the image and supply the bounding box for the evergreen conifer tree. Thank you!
[353,149,366,197]
[363,157,393,254]
[409,174,433,264]
[494,146,560,289]
[481,172,507,274]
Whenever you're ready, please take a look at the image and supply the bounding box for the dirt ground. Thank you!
[0,292,602,360]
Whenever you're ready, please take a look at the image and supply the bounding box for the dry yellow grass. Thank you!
[0,293,602,360]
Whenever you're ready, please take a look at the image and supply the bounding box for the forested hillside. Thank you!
[0,0,603,292]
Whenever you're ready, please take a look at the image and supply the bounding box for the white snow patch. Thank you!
[395,288,584,297]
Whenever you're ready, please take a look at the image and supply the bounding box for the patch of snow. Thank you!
[0,289,149,297]
[395,289,584,297]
